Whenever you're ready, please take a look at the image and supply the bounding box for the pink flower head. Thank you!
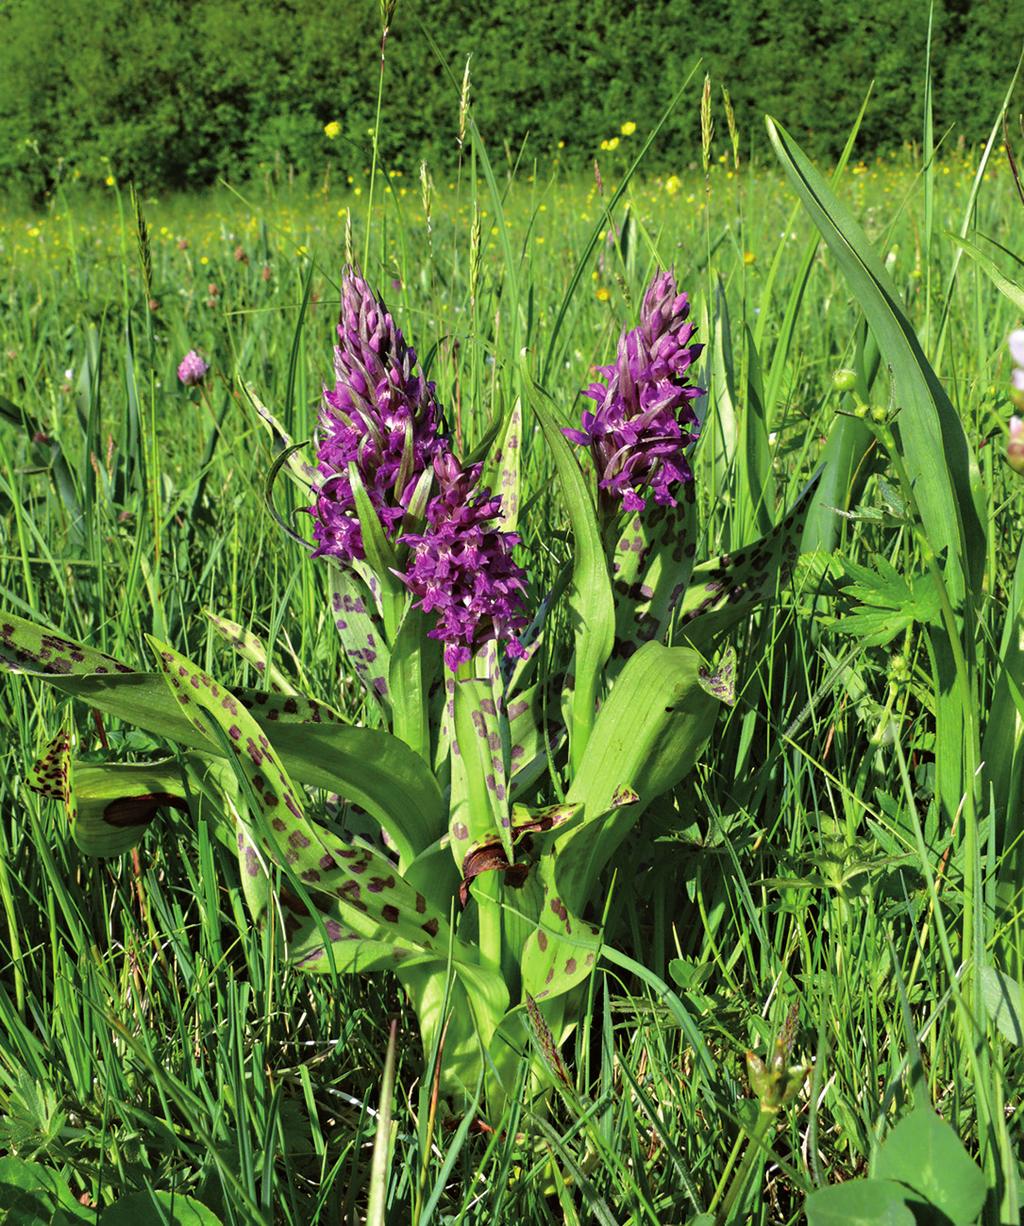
[311,269,447,563]
[1009,416,1024,475]
[565,270,704,513]
[399,453,528,670]
[177,350,209,387]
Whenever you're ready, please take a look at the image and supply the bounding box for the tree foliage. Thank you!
[0,0,1020,196]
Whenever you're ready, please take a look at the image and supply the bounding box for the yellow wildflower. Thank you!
[596,286,610,302]
[323,121,341,140]
[665,174,682,196]
[621,121,636,136]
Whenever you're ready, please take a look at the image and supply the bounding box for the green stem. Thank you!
[712,1108,776,1225]
[475,873,503,979]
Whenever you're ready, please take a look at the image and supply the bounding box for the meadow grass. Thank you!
[1,126,1023,1224]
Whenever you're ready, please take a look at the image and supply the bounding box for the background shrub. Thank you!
[0,0,1021,197]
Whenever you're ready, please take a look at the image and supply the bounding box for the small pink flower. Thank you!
[1008,416,1024,474]
[177,350,209,387]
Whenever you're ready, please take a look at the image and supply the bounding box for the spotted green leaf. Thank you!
[148,637,451,936]
[204,610,300,696]
[674,468,822,652]
[520,848,602,1003]
[242,381,316,488]
[328,567,391,707]
[610,496,697,667]
[27,721,191,857]
[505,683,548,796]
[450,677,512,868]
[1,613,445,863]
[482,398,523,530]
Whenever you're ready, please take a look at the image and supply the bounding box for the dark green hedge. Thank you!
[1,0,1021,196]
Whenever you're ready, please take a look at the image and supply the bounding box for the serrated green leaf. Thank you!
[827,555,939,647]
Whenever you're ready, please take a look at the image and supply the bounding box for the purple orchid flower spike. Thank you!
[399,453,529,671]
[311,268,447,563]
[565,269,705,513]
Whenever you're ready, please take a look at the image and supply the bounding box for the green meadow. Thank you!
[1,100,1024,1223]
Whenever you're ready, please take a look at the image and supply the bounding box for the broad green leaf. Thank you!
[767,116,985,606]
[0,1156,90,1223]
[558,641,724,910]
[520,848,602,1002]
[872,1107,986,1226]
[97,1190,223,1225]
[805,1180,915,1226]
[980,966,1024,1047]
[387,605,436,762]
[204,610,299,696]
[1,614,444,863]
[529,391,615,772]
[328,566,391,707]
[400,958,512,1104]
[674,468,821,652]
